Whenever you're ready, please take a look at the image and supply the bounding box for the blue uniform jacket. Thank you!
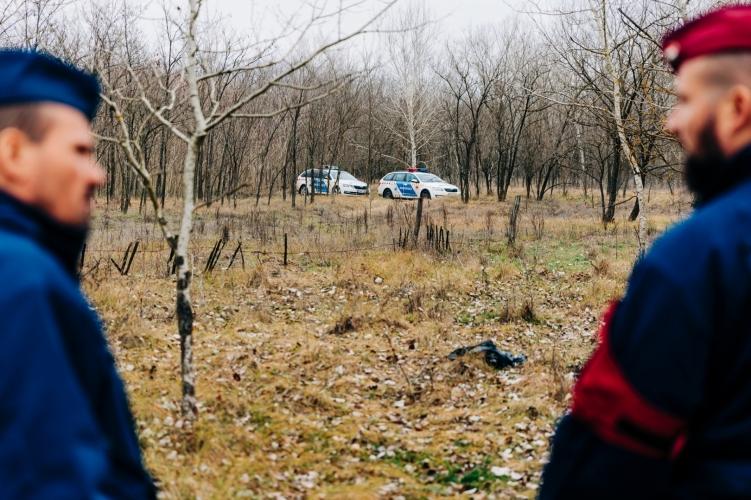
[541,147,751,499]
[0,192,155,498]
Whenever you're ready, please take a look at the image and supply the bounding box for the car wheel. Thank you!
[420,190,431,199]
[299,185,308,195]
[383,189,393,199]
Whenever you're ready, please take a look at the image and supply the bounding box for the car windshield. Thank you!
[332,171,357,181]
[415,173,443,183]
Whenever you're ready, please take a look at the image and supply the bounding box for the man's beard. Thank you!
[684,117,751,205]
[684,117,727,205]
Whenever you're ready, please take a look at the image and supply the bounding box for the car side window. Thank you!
[393,173,406,182]
[383,173,394,181]
[407,174,418,183]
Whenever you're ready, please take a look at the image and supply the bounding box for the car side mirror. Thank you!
[411,178,419,183]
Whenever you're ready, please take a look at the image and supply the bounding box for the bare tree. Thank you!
[94,0,398,420]
[489,34,546,201]
[439,29,504,203]
[380,1,438,168]
[0,1,25,42]
[20,0,68,48]
[520,0,693,253]
[597,0,648,255]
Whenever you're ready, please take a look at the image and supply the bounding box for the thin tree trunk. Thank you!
[176,0,208,420]
[576,123,588,198]
[600,0,646,256]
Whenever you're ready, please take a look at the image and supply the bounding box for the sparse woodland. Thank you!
[0,0,730,497]
[1,0,707,219]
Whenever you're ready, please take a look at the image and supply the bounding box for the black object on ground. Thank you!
[448,340,526,370]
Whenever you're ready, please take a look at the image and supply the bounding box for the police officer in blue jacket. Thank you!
[541,6,751,499]
[0,50,155,498]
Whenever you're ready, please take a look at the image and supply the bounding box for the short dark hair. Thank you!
[700,53,751,89]
[0,103,51,142]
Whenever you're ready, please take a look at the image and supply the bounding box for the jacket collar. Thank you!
[695,144,751,206]
[0,190,88,279]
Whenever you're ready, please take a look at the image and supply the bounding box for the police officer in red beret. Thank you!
[541,6,751,499]
[0,50,155,498]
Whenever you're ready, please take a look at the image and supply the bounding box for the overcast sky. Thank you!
[128,0,522,49]
[201,0,517,33]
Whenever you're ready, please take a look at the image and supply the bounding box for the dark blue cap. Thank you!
[0,49,100,121]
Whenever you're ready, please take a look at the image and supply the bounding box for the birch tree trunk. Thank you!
[383,2,437,169]
[176,139,199,418]
[599,0,647,257]
[175,0,209,419]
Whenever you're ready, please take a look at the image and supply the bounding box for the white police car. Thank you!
[295,166,369,196]
[378,171,460,199]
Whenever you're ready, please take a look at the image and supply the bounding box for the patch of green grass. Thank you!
[483,244,509,262]
[534,241,590,273]
[387,448,433,468]
[456,309,501,327]
[435,460,505,491]
[364,443,510,493]
[455,309,505,327]
[477,310,500,323]
[455,312,473,326]
[459,465,497,489]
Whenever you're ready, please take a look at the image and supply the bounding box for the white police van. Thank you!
[377,171,460,199]
[295,166,369,196]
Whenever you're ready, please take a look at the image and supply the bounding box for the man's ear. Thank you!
[0,128,31,184]
[729,84,751,132]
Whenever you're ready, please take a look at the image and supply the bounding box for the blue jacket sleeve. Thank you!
[540,415,674,499]
[0,284,113,499]
[540,258,711,498]
[607,259,711,417]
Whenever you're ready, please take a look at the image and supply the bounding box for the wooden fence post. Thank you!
[507,195,522,245]
[284,233,288,266]
[413,197,424,246]
[227,241,243,270]
[110,241,139,276]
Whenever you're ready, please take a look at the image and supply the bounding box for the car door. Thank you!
[392,173,406,198]
[306,169,314,193]
[395,173,417,198]
[306,169,315,193]
[322,167,333,193]
[387,173,397,195]
[313,170,328,194]
[407,174,421,197]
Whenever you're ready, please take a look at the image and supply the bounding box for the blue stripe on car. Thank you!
[396,182,417,198]
[313,179,328,194]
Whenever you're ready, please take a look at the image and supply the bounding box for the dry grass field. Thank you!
[83,187,693,499]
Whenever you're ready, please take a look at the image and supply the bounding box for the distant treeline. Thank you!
[1,0,711,221]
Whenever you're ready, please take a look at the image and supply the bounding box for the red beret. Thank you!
[663,5,751,72]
